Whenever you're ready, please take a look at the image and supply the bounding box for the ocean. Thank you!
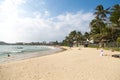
[0,45,60,63]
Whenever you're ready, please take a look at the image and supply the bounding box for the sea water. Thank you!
[0,45,58,63]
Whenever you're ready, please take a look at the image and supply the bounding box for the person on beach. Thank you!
[8,53,10,57]
[100,49,104,56]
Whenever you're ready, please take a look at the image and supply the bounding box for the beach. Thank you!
[0,47,120,80]
[0,45,62,63]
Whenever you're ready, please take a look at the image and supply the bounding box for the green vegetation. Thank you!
[117,37,120,44]
[62,30,83,46]
[90,5,110,43]
[90,4,120,47]
[62,4,120,51]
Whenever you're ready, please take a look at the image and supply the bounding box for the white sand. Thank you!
[0,47,120,80]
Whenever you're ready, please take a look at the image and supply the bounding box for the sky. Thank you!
[0,0,119,43]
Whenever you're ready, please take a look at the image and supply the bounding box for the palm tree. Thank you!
[94,5,110,33]
[69,30,82,47]
[76,31,83,46]
[83,32,89,40]
[109,4,120,45]
[111,4,120,12]
[62,31,83,47]
[90,17,105,34]
[89,4,120,47]
[110,4,120,27]
[90,5,110,47]
[94,5,110,20]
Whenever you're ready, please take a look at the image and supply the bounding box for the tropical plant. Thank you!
[110,4,120,27]
[62,30,83,47]
[90,4,111,47]
[63,4,120,48]
[90,17,105,34]
[94,5,110,20]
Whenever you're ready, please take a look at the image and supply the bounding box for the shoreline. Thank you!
[0,46,65,64]
[0,47,120,80]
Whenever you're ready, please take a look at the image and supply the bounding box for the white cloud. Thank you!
[0,0,94,43]
[54,11,93,33]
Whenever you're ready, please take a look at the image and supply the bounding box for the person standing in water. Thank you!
[8,53,10,57]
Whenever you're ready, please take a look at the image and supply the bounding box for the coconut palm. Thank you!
[110,4,120,27]
[69,30,81,46]
[93,5,110,34]
[94,5,110,20]
[111,4,120,12]
[90,17,105,34]
[62,30,83,47]
[109,4,120,44]
[90,5,110,47]
[76,31,83,46]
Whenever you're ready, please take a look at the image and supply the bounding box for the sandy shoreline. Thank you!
[0,46,63,64]
[0,47,120,80]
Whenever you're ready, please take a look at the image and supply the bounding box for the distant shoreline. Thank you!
[0,46,65,64]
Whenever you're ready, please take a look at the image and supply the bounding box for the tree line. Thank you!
[62,4,120,47]
[62,30,89,46]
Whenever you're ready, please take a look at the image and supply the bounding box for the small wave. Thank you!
[0,45,54,57]
[11,50,23,53]
[46,46,55,49]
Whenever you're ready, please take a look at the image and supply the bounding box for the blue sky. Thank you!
[0,0,119,43]
[22,0,120,16]
[45,0,119,15]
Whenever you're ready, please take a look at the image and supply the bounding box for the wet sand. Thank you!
[0,47,120,80]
